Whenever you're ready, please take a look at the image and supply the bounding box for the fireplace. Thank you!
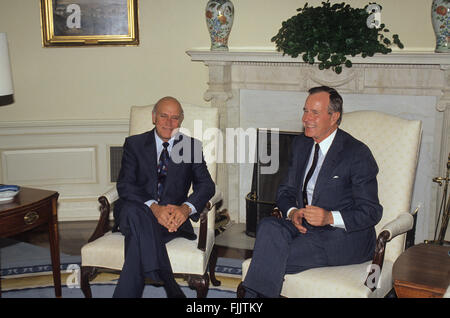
[187,49,450,244]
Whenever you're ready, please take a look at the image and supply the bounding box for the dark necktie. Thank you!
[157,142,170,202]
[302,143,320,206]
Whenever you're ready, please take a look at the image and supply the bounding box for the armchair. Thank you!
[80,103,223,298]
[239,110,422,298]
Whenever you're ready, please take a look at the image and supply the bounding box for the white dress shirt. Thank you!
[288,129,346,229]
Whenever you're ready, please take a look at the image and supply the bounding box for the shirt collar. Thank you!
[316,128,337,156]
[154,130,177,149]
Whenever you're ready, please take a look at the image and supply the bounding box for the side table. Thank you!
[0,187,60,297]
[209,223,255,286]
[393,243,450,298]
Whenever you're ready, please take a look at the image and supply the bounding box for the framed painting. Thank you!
[40,0,139,47]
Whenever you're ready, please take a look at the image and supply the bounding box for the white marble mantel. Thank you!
[187,48,450,243]
[188,49,450,66]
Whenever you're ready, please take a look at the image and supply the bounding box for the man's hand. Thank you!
[289,209,307,234]
[302,205,334,227]
[150,203,174,230]
[150,203,191,232]
[166,204,191,232]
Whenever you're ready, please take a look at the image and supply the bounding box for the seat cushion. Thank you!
[81,231,125,271]
[167,228,215,275]
[81,228,215,275]
[241,258,393,298]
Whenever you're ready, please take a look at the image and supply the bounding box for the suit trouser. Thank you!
[243,217,329,298]
[112,201,181,298]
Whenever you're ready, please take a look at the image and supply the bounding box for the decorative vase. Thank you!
[205,0,234,51]
[431,0,449,52]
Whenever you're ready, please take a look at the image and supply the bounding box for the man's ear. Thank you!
[331,112,340,125]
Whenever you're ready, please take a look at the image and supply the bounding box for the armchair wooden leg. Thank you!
[80,266,96,298]
[236,281,246,298]
[209,245,221,286]
[188,273,209,298]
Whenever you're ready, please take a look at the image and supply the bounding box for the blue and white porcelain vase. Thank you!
[431,0,449,52]
[205,0,234,51]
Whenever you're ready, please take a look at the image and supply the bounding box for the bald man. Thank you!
[112,97,215,298]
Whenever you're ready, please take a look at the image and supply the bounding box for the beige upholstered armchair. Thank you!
[239,110,422,298]
[80,103,223,298]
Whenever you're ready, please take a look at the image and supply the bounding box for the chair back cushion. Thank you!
[129,103,219,182]
[339,111,421,262]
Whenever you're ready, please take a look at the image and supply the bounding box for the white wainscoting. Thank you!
[2,147,97,185]
[0,120,128,221]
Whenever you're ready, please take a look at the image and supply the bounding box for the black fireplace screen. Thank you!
[245,129,300,237]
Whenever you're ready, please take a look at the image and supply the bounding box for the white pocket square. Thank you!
[332,176,339,179]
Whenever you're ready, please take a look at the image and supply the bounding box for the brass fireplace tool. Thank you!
[425,153,450,245]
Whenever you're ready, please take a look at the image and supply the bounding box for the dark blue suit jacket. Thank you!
[113,129,215,236]
[276,128,383,265]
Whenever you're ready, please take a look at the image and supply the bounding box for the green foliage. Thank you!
[271,1,404,74]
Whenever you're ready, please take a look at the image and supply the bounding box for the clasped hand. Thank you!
[151,203,191,232]
[290,205,334,233]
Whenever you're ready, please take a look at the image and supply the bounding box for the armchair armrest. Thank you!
[87,186,117,243]
[197,186,223,252]
[272,207,282,218]
[102,187,119,204]
[364,212,414,291]
[205,185,223,210]
[380,213,414,241]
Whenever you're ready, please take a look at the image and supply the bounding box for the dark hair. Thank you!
[308,86,343,125]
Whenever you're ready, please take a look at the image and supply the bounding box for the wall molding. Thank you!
[0,119,129,221]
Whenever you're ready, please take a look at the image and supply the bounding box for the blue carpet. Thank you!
[2,283,236,298]
[0,238,80,277]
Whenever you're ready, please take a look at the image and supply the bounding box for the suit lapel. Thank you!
[312,129,345,205]
[297,136,314,200]
[144,129,158,194]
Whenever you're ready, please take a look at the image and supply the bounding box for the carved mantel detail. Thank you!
[188,49,450,110]
[437,65,450,112]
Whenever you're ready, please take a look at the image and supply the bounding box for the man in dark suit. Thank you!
[112,96,215,298]
[242,86,383,298]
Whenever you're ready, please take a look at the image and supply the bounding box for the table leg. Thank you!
[48,196,61,297]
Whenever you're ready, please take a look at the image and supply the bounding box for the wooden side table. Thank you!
[0,187,60,297]
[393,243,450,298]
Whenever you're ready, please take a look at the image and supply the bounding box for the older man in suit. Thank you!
[112,96,215,298]
[242,86,383,298]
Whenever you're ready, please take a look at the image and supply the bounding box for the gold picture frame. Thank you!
[40,0,139,47]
